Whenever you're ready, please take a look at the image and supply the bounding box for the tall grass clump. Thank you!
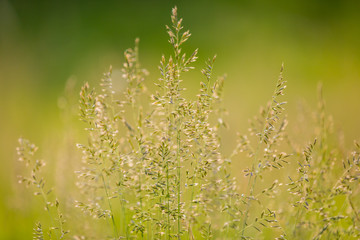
[74,7,240,239]
[16,6,359,240]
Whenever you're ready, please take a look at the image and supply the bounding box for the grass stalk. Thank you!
[176,129,181,239]
[39,186,60,240]
[166,156,171,240]
[101,173,118,239]
[241,64,285,237]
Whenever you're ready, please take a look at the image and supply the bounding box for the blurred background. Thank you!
[1,0,360,238]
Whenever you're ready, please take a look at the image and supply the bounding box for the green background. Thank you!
[1,0,360,238]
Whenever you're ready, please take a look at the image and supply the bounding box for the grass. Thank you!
[16,6,360,240]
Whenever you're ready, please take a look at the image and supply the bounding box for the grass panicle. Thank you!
[17,138,69,239]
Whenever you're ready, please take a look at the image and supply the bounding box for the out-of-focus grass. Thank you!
[1,0,360,238]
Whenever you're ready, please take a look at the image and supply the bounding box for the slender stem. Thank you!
[55,202,64,238]
[241,78,282,237]
[241,121,264,237]
[176,129,181,239]
[348,196,360,222]
[159,196,163,240]
[131,99,145,240]
[123,198,128,239]
[118,172,129,239]
[39,186,59,240]
[293,207,303,237]
[166,156,171,240]
[101,173,118,238]
[174,22,182,239]
[139,171,144,240]
[241,174,258,237]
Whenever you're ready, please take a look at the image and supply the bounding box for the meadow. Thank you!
[1,1,360,239]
